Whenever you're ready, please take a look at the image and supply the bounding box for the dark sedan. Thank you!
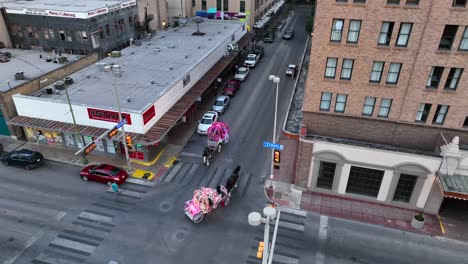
[1,149,44,170]
[80,164,128,185]
[282,30,295,40]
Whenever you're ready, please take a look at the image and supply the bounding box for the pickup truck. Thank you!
[244,54,260,68]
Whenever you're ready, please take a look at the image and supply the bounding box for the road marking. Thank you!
[437,214,446,234]
[279,207,307,217]
[72,221,112,232]
[180,152,202,158]
[79,211,113,224]
[54,211,67,220]
[126,177,156,187]
[63,229,104,241]
[4,230,45,264]
[278,220,305,232]
[273,254,299,264]
[164,156,178,168]
[315,215,328,264]
[49,237,96,255]
[34,250,85,264]
[163,162,183,182]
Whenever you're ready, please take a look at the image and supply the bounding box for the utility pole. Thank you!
[64,83,88,164]
[268,75,280,180]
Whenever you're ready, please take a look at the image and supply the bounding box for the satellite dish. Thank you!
[192,16,205,36]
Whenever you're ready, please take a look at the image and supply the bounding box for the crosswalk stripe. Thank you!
[240,172,253,197]
[79,211,113,224]
[126,178,156,187]
[278,220,305,232]
[92,202,130,213]
[163,162,184,182]
[272,253,299,264]
[63,230,104,241]
[199,167,218,187]
[49,237,97,255]
[208,168,227,187]
[72,221,112,232]
[174,163,192,184]
[106,188,144,199]
[40,250,85,263]
[279,207,307,217]
[57,234,99,247]
[181,163,200,185]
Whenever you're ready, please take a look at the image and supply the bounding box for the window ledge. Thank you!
[376,45,391,49]
[384,84,398,88]
[455,50,468,55]
[394,46,409,50]
[435,49,452,54]
[403,5,420,9]
[352,3,367,7]
[323,77,336,81]
[442,89,457,93]
[449,7,467,11]
[424,87,438,91]
[329,41,342,45]
[385,4,401,8]
[334,2,348,6]
[368,82,381,86]
[345,43,359,47]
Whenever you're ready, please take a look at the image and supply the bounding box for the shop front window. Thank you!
[316,162,336,190]
[392,173,418,203]
[346,166,384,198]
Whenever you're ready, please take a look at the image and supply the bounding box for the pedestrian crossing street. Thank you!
[30,178,154,264]
[160,160,254,196]
[246,206,307,264]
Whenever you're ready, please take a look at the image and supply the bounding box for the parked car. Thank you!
[223,79,241,96]
[234,67,249,82]
[254,46,265,57]
[277,21,285,31]
[197,111,219,134]
[1,149,44,170]
[244,53,260,68]
[264,33,275,43]
[286,64,297,77]
[282,30,295,40]
[212,95,230,114]
[80,164,128,185]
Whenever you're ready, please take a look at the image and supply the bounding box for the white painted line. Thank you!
[4,230,45,264]
[109,261,119,264]
[79,211,113,224]
[315,215,328,264]
[279,207,307,217]
[50,237,96,254]
[55,211,67,220]
[126,177,156,187]
[164,162,183,182]
[278,221,305,232]
[180,152,202,158]
[273,254,299,264]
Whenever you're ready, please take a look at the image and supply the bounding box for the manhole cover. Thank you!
[8,237,14,242]
[159,201,173,212]
[176,232,185,240]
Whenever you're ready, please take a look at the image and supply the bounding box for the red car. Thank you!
[223,79,240,96]
[80,164,128,185]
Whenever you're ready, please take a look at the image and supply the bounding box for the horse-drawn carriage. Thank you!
[202,122,230,166]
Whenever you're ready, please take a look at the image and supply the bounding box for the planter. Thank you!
[411,213,425,230]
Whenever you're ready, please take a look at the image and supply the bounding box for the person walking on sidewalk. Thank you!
[111,182,120,199]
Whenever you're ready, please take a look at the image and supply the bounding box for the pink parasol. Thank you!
[207,122,230,143]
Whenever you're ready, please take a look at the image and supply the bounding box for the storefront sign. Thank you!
[87,8,108,17]
[121,0,137,8]
[48,10,77,18]
[87,108,132,125]
[143,105,156,125]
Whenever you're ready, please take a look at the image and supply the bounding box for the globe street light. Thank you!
[268,75,280,181]
[248,206,281,264]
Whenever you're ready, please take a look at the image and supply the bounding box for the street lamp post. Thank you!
[248,206,281,264]
[268,75,280,180]
[105,65,133,173]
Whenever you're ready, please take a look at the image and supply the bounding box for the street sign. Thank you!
[115,119,127,129]
[263,141,284,150]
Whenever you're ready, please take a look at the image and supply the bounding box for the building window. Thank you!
[362,96,376,116]
[106,24,111,36]
[49,28,55,39]
[346,166,385,198]
[387,0,400,5]
[386,63,402,84]
[216,0,221,10]
[192,0,196,7]
[335,94,348,113]
[325,57,338,78]
[452,0,467,7]
[378,98,393,118]
[43,28,49,39]
[433,105,449,125]
[370,61,385,83]
[426,66,444,89]
[396,23,412,47]
[98,27,104,39]
[392,174,418,203]
[59,29,66,41]
[340,59,354,80]
[406,0,419,5]
[320,92,332,111]
[239,1,245,12]
[378,22,394,46]
[223,0,228,11]
[464,117,468,128]
[336,0,347,2]
[444,68,463,90]
[353,0,366,4]
[26,26,33,38]
[330,19,344,42]
[415,103,432,123]
[438,25,459,50]
[347,20,361,43]
[316,162,337,190]
[459,27,468,51]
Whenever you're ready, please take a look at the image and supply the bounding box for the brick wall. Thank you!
[295,134,313,188]
[0,52,100,138]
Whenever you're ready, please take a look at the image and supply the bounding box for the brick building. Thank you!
[296,0,468,213]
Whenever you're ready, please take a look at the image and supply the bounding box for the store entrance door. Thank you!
[0,110,10,136]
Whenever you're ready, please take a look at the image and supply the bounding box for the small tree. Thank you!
[305,16,314,33]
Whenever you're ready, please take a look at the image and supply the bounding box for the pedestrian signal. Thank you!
[108,128,118,139]
[84,142,97,155]
[257,241,264,259]
[126,135,132,148]
[273,150,281,163]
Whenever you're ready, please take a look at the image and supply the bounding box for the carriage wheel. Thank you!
[221,196,230,207]
[203,156,207,165]
[192,212,204,223]
[218,144,222,153]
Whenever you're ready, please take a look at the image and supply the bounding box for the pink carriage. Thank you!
[184,186,230,223]
[203,122,230,166]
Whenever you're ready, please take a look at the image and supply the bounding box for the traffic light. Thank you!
[257,241,264,259]
[126,135,132,149]
[108,128,118,139]
[273,150,281,164]
[84,142,97,155]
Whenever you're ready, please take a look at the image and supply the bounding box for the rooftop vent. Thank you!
[208,38,212,41]
[155,48,160,52]
[86,74,91,78]
[185,55,188,59]
[151,80,155,84]
[15,71,24,80]
[96,62,108,71]
[198,46,201,49]
[54,81,65,90]
[127,97,131,102]
[45,87,54,95]
[135,39,142,46]
[168,45,176,48]
[169,66,173,70]
[64,77,73,85]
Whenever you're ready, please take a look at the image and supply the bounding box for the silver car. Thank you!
[212,95,230,114]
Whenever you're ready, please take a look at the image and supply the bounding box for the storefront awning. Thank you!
[8,115,138,139]
[436,172,468,200]
[134,33,251,145]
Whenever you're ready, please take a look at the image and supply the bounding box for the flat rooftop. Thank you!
[0,0,125,12]
[0,49,82,92]
[31,20,244,113]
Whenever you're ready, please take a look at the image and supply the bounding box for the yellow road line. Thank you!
[437,214,446,234]
[131,148,165,166]
[164,156,177,168]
